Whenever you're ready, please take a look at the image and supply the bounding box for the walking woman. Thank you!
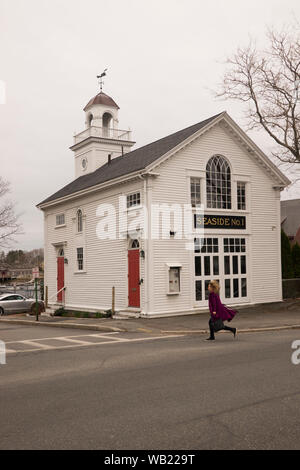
[206,280,238,341]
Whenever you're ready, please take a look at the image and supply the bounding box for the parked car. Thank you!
[0,294,45,315]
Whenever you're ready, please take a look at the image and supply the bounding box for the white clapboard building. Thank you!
[37,89,290,317]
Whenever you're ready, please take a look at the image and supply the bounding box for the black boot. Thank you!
[206,319,215,340]
[224,325,237,338]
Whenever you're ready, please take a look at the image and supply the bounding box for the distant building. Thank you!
[281,199,300,245]
[0,266,36,283]
[10,268,33,281]
[0,265,11,282]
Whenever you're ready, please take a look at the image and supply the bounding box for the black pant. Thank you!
[209,318,235,339]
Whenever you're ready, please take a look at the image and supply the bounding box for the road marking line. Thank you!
[5,334,182,355]
[56,337,96,345]
[87,333,130,342]
[5,332,121,345]
[20,340,55,350]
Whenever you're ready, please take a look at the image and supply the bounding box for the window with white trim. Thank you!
[127,192,141,209]
[190,177,201,207]
[194,237,248,303]
[77,209,83,233]
[223,238,247,299]
[206,156,231,209]
[237,182,246,210]
[77,248,84,271]
[56,214,65,226]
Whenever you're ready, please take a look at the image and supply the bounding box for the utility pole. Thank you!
[35,278,39,321]
[32,267,39,321]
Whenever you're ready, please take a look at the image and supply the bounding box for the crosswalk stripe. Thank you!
[4,334,182,355]
[21,340,55,350]
[5,332,120,344]
[56,337,96,345]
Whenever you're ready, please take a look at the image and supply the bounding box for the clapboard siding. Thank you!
[43,119,283,316]
[44,178,144,311]
[149,122,282,313]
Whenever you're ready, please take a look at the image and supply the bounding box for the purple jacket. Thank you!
[208,292,237,322]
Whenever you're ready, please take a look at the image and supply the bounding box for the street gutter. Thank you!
[162,325,300,334]
[1,318,300,335]
[0,318,126,333]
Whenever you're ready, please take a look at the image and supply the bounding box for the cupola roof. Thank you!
[83,92,120,111]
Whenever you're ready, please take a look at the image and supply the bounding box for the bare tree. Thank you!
[0,177,22,247]
[216,25,300,165]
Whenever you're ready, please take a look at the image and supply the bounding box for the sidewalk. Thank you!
[1,298,300,335]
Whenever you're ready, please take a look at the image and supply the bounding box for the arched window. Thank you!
[206,156,231,209]
[102,112,113,137]
[77,209,83,233]
[130,239,139,249]
[88,114,93,127]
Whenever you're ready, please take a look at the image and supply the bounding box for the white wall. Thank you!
[148,121,282,314]
[44,120,282,316]
[44,178,144,312]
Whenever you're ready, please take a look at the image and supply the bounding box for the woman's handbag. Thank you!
[213,318,225,332]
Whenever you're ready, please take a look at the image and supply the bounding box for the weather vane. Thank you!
[97,68,108,92]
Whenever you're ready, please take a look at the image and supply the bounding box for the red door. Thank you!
[128,249,140,307]
[57,257,64,302]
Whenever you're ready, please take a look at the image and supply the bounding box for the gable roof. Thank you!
[37,113,222,207]
[38,111,290,208]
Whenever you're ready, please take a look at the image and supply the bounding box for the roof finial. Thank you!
[97,68,108,92]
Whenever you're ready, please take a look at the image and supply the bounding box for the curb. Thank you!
[161,325,300,335]
[1,318,300,335]
[0,318,126,333]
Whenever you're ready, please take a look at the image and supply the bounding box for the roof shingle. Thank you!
[38,113,222,206]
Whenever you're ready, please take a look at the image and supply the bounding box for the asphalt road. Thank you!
[0,324,300,450]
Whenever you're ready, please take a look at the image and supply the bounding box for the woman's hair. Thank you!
[209,280,220,293]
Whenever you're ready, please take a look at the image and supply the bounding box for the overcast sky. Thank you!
[1,0,299,252]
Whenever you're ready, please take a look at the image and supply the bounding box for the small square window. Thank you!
[56,214,65,226]
[127,192,141,209]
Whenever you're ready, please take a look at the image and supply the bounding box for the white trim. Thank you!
[37,171,144,210]
[147,112,290,187]
[220,114,290,186]
[52,241,68,247]
[166,264,182,295]
[166,263,183,268]
[38,112,290,211]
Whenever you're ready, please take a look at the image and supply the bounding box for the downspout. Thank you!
[138,174,149,315]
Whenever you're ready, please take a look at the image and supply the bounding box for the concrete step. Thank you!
[44,307,56,316]
[113,308,142,319]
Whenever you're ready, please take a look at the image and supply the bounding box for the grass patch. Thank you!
[54,307,112,318]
